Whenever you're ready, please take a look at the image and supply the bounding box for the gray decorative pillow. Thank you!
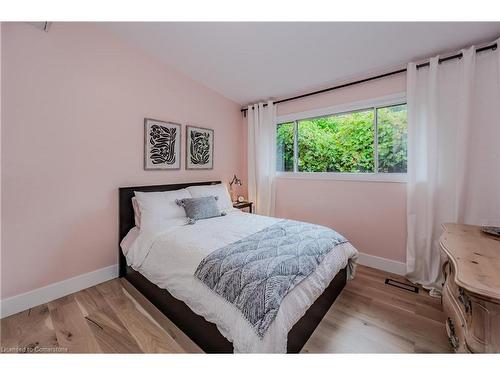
[176,196,226,224]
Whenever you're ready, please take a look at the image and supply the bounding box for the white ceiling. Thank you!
[105,22,500,105]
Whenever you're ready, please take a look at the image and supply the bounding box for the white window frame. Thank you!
[276,92,407,183]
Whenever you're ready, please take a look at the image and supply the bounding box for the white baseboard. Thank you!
[0,264,118,319]
[357,252,406,276]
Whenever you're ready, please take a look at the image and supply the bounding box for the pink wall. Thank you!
[1,23,244,299]
[274,74,408,262]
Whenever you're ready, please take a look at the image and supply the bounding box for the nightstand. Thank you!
[233,201,253,213]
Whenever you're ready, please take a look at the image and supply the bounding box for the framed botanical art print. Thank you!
[186,125,214,170]
[144,118,181,170]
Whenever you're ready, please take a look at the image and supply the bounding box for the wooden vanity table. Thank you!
[440,223,500,353]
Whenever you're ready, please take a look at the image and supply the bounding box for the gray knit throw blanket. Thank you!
[194,219,347,338]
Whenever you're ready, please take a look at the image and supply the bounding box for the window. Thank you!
[276,101,407,176]
[376,104,407,173]
[276,122,294,172]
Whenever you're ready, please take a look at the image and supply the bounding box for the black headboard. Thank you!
[118,180,221,276]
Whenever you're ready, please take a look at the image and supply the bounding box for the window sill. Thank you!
[275,172,407,183]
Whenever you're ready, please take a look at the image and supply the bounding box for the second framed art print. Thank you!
[186,125,214,170]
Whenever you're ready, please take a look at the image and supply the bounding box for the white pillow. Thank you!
[187,183,234,213]
[134,188,191,232]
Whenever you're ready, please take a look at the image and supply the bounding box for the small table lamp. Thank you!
[229,174,243,202]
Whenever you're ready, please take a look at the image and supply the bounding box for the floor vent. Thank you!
[385,278,419,293]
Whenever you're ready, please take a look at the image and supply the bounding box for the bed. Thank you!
[118,181,357,353]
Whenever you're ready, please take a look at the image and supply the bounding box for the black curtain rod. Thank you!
[241,42,497,114]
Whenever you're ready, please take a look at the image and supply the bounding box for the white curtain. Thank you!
[247,101,277,216]
[406,39,500,294]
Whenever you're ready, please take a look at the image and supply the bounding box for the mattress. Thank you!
[122,210,358,353]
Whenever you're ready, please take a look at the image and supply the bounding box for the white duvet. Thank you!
[124,210,358,353]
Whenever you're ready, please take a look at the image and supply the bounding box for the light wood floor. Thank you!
[0,265,452,353]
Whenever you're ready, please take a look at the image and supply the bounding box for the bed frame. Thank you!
[118,181,347,353]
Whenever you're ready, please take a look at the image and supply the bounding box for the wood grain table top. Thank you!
[440,223,500,301]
